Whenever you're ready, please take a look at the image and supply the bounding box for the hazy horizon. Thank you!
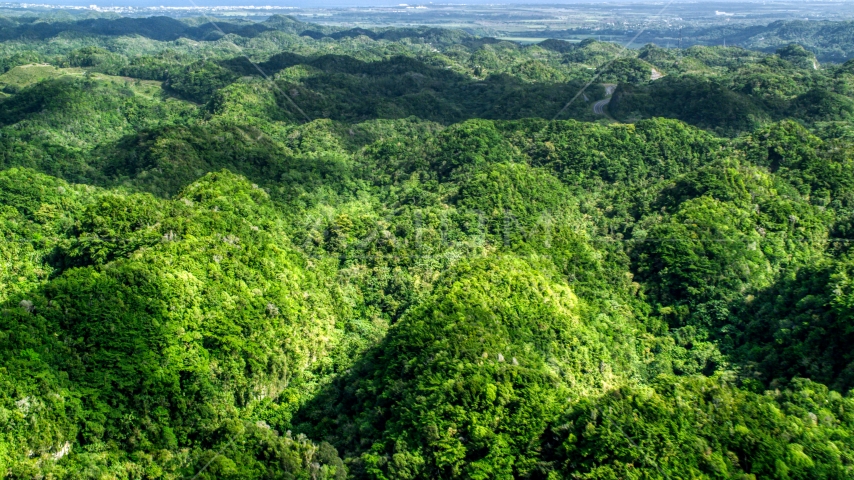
[19,0,807,8]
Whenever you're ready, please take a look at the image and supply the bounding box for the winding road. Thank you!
[592,84,617,116]
[592,98,610,115]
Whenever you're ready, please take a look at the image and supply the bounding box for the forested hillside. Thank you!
[694,20,854,63]
[2,12,854,480]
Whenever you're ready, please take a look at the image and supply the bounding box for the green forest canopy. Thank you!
[2,12,854,480]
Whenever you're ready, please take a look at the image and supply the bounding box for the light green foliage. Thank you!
[0,170,348,477]
[544,375,854,479]
[635,195,774,306]
[299,257,631,479]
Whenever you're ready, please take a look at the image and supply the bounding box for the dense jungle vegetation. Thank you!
[2,12,854,479]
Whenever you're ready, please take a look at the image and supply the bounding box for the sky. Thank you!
[79,0,546,5]
[67,0,763,8]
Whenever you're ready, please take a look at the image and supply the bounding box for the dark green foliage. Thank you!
[698,20,854,63]
[560,38,624,66]
[504,118,721,186]
[60,46,125,71]
[0,15,274,42]
[728,256,854,392]
[789,88,854,122]
[429,119,519,178]
[634,195,771,307]
[165,60,239,103]
[607,45,853,135]
[737,121,854,205]
[777,43,820,69]
[597,57,656,84]
[611,77,772,135]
